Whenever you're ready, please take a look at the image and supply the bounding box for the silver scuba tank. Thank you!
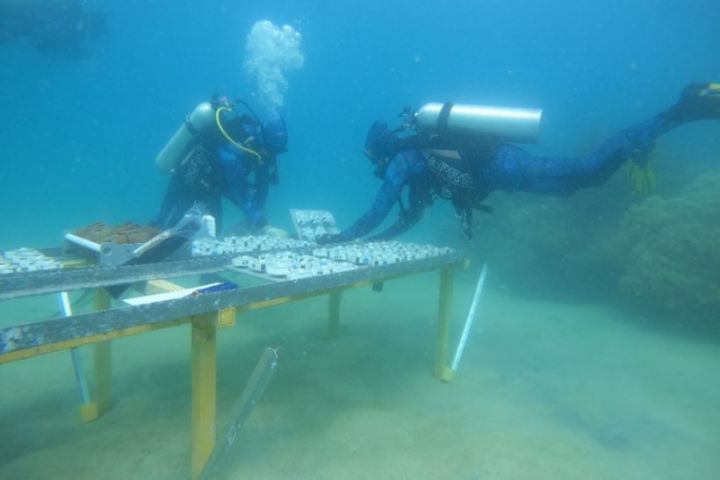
[155,101,217,173]
[415,102,542,143]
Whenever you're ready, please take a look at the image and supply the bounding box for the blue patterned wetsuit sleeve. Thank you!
[476,110,678,196]
[369,183,426,240]
[217,146,268,229]
[337,150,421,241]
[249,161,270,225]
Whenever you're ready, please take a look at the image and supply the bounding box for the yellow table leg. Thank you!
[191,315,217,480]
[79,402,100,423]
[436,267,454,381]
[91,288,112,415]
[326,290,343,338]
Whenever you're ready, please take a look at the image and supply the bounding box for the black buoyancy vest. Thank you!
[421,147,495,238]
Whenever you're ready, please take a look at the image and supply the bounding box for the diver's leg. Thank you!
[154,146,222,229]
[153,175,195,228]
[479,83,720,196]
[479,140,640,196]
[193,155,223,233]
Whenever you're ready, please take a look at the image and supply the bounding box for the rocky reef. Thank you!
[614,172,720,322]
[467,167,720,327]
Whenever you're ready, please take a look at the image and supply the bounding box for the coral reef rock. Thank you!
[615,173,720,320]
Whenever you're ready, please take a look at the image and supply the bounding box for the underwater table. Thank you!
[0,234,467,479]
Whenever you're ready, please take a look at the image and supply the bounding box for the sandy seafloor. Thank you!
[1,269,719,480]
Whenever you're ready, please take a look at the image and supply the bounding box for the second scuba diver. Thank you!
[153,95,290,237]
[318,82,720,242]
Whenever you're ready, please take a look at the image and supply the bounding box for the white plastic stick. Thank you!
[450,263,488,373]
[123,282,221,306]
[64,233,102,253]
[58,292,91,404]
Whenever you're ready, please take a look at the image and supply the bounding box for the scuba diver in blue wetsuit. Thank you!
[319,83,720,243]
[153,95,290,237]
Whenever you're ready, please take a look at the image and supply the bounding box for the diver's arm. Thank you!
[367,205,424,240]
[239,174,268,229]
[246,162,272,230]
[335,182,402,241]
[220,148,268,229]
[240,196,268,229]
[368,185,426,240]
[253,161,270,209]
[334,152,413,242]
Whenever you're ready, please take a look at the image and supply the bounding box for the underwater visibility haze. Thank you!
[1,0,719,478]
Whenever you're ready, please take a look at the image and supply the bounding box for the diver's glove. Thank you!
[315,233,345,245]
[261,224,290,238]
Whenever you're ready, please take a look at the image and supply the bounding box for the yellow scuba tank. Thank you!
[415,102,542,143]
[155,101,217,173]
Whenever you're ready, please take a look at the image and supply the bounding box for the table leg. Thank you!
[436,267,454,380]
[92,288,112,414]
[191,315,217,480]
[327,290,343,338]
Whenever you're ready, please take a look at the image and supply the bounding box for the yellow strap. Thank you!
[215,107,263,163]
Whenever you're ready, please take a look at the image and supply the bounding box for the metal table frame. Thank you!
[0,251,466,479]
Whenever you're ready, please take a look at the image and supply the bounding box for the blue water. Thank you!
[1,0,718,248]
[1,1,720,479]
